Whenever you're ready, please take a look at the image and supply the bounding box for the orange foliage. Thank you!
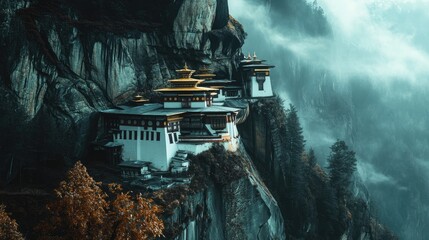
[109,193,164,240]
[37,161,108,239]
[37,161,164,240]
[0,204,24,240]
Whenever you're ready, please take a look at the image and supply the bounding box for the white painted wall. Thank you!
[191,101,207,108]
[164,101,207,109]
[214,89,226,102]
[115,125,179,171]
[164,102,182,108]
[250,75,273,97]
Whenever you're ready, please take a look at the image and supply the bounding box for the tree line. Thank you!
[256,97,396,240]
[0,162,164,240]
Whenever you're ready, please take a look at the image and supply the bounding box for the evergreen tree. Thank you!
[285,104,305,163]
[308,148,317,167]
[327,140,357,199]
[283,104,310,237]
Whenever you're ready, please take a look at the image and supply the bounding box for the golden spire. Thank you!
[253,52,257,60]
[176,63,195,79]
[193,65,216,80]
[132,94,149,104]
[247,52,252,60]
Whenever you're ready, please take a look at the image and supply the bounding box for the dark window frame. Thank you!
[256,72,266,91]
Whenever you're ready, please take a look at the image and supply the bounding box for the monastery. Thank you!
[95,53,275,179]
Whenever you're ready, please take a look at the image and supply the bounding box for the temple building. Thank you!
[99,65,241,172]
[240,53,274,98]
[196,66,242,103]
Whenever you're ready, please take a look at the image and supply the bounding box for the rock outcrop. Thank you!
[155,146,285,240]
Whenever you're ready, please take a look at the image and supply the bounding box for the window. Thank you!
[156,132,161,141]
[168,134,174,144]
[190,117,203,129]
[128,131,132,140]
[182,98,191,108]
[211,117,226,130]
[174,133,178,142]
[151,132,154,141]
[226,90,238,97]
[141,131,144,140]
[256,72,265,91]
[146,131,150,140]
[134,131,137,140]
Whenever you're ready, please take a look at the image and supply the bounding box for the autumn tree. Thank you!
[108,184,164,240]
[0,204,23,240]
[38,161,164,240]
[37,161,108,239]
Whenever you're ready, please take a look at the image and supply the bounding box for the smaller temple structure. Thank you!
[196,66,242,103]
[240,53,275,98]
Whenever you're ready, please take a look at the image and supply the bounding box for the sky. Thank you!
[229,0,429,239]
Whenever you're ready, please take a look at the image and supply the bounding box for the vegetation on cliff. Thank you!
[244,97,397,240]
[36,162,164,240]
[0,204,24,240]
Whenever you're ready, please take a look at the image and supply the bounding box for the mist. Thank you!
[229,0,429,239]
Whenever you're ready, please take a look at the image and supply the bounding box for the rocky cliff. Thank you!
[0,1,396,239]
[153,146,285,240]
[0,0,244,160]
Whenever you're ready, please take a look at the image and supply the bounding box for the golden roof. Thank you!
[155,87,219,92]
[175,63,195,79]
[132,94,149,103]
[193,66,216,80]
[155,64,218,94]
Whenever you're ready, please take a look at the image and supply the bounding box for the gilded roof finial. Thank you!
[132,93,149,104]
[176,63,195,79]
[247,53,252,60]
[253,52,257,60]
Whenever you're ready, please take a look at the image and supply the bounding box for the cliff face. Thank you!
[0,0,244,159]
[136,146,285,240]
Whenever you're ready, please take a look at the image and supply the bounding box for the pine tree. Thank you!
[285,104,305,163]
[283,104,310,237]
[0,204,23,240]
[308,148,317,167]
[327,140,357,199]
